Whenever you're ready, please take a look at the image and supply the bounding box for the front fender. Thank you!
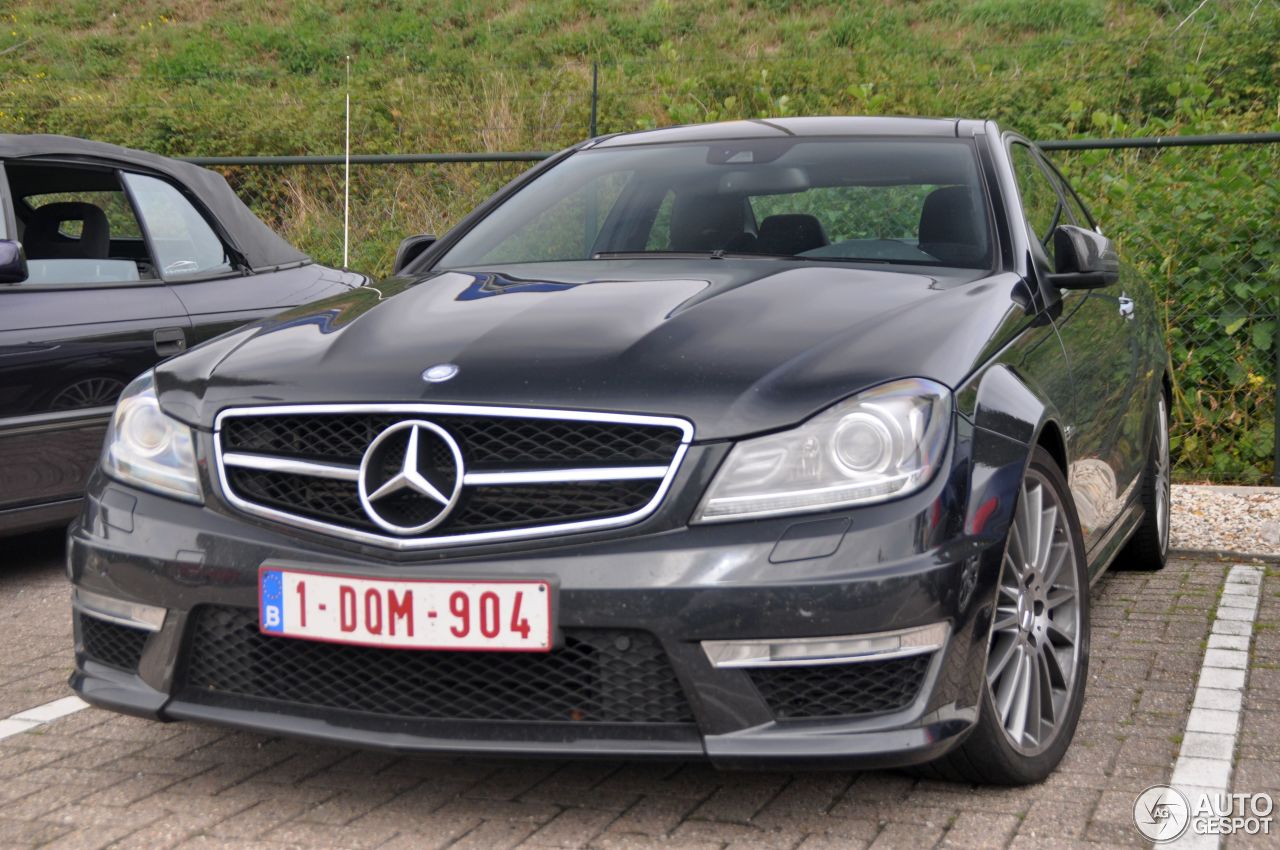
[957,362,1069,556]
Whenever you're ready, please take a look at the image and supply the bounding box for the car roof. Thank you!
[0,133,308,271]
[590,117,990,148]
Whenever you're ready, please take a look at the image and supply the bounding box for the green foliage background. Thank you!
[0,0,1276,481]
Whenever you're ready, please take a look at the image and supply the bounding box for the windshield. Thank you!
[437,137,993,270]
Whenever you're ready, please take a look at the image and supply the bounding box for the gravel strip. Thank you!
[1171,484,1280,557]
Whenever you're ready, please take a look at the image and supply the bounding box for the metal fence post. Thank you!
[589,62,599,138]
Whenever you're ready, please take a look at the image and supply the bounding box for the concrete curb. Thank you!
[1169,547,1280,565]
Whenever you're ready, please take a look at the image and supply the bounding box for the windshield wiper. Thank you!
[592,250,906,265]
[591,250,733,260]
[788,255,896,265]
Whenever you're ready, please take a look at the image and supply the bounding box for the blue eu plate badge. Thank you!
[260,568,285,633]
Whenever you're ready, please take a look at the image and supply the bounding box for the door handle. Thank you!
[153,327,188,357]
[1118,295,1135,320]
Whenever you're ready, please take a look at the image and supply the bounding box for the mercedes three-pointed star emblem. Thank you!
[357,420,464,535]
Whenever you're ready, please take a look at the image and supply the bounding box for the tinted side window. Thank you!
[26,191,143,239]
[1043,160,1095,231]
[1009,143,1064,264]
[122,173,232,279]
[10,167,148,285]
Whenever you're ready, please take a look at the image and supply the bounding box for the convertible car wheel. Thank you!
[1117,395,1171,570]
[927,446,1089,784]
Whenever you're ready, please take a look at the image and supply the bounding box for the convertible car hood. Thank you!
[155,260,1026,440]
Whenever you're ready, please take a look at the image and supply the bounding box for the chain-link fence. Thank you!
[1052,140,1279,485]
[198,135,1277,486]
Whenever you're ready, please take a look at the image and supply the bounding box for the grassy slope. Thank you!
[0,1,1275,258]
[0,0,1277,479]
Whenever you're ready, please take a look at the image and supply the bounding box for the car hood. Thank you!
[155,260,1027,440]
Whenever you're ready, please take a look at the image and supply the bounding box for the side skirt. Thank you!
[1084,501,1144,584]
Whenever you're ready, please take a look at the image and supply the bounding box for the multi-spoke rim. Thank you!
[1155,397,1170,554]
[49,377,125,411]
[987,469,1082,756]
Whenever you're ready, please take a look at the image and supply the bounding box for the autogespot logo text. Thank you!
[1133,785,1274,842]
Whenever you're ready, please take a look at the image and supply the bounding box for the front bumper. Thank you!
[68,438,1014,768]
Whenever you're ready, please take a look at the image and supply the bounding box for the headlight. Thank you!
[693,378,951,522]
[102,371,202,503]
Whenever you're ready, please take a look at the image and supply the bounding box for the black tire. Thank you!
[1116,394,1171,571]
[922,446,1091,785]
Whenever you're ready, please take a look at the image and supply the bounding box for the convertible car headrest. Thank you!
[24,202,111,260]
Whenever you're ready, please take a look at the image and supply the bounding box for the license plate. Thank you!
[258,567,552,652]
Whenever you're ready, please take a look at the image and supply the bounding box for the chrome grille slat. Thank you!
[213,404,691,551]
[221,452,361,482]
[221,452,670,486]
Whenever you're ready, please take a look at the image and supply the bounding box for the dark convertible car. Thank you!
[0,135,363,535]
[68,117,1170,784]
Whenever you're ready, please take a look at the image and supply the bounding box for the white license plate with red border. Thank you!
[258,567,552,652]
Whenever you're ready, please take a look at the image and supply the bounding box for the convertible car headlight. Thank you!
[694,378,951,522]
[102,371,202,503]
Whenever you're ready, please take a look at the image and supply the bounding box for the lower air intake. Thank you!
[182,606,694,725]
[750,655,931,719]
[80,614,149,672]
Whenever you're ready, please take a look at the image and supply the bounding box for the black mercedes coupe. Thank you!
[68,117,1171,784]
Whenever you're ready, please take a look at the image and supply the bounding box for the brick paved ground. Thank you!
[1,529,1276,850]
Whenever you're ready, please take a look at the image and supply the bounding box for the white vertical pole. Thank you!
[343,55,351,269]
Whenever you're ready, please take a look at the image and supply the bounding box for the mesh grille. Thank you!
[218,409,683,543]
[750,655,931,719]
[182,606,694,725]
[226,468,662,534]
[80,615,149,671]
[221,413,683,470]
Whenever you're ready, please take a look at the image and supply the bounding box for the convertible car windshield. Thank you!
[439,138,993,269]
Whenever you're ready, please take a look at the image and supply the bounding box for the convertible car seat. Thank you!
[918,186,987,267]
[23,202,111,260]
[755,214,828,256]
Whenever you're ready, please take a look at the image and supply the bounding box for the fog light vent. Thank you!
[80,614,149,672]
[750,654,931,719]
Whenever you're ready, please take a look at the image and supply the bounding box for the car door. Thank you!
[119,172,358,346]
[1007,140,1145,552]
[0,161,191,524]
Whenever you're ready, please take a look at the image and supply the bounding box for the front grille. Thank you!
[182,606,695,725]
[751,655,931,719]
[80,614,148,671]
[227,468,661,535]
[221,413,683,470]
[215,406,688,547]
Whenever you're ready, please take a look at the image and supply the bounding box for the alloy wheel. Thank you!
[1155,396,1171,555]
[987,470,1083,756]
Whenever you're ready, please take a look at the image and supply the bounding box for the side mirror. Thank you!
[0,240,28,284]
[393,234,437,275]
[1048,225,1119,289]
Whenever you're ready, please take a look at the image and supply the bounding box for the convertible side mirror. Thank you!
[0,240,28,284]
[1048,225,1119,289]
[392,234,437,275]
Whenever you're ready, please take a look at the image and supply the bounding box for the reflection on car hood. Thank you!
[155,259,1024,440]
